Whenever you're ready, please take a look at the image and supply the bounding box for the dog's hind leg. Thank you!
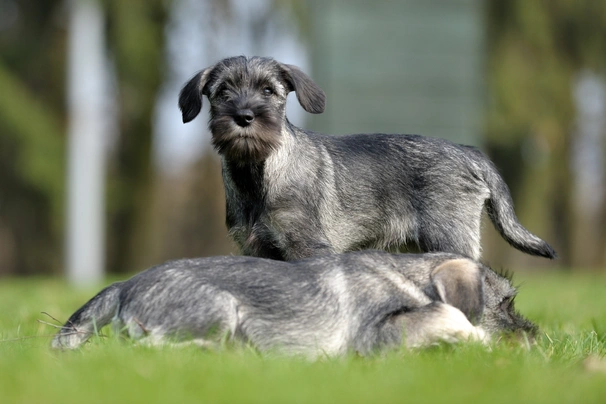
[418,223,481,260]
[51,283,123,350]
[267,209,336,260]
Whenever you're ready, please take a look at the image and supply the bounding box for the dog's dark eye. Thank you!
[263,87,273,96]
[219,89,230,100]
[214,85,229,100]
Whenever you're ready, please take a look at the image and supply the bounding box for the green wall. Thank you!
[308,0,483,145]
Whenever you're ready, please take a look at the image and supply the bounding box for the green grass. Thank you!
[1,271,605,403]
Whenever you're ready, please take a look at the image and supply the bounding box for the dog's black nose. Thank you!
[234,109,255,127]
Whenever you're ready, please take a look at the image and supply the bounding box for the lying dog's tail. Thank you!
[481,158,557,259]
[51,282,122,350]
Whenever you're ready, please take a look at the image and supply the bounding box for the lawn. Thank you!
[0,270,605,403]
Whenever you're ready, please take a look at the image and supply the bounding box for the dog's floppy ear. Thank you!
[179,68,212,123]
[280,64,326,114]
[430,259,485,324]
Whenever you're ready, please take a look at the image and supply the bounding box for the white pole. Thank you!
[66,0,106,286]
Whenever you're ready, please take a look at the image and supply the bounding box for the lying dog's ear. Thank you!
[179,68,212,123]
[431,259,485,324]
[281,64,326,114]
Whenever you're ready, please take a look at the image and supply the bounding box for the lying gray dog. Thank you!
[179,56,556,261]
[51,251,537,357]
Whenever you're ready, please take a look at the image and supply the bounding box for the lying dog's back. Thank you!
[51,252,536,356]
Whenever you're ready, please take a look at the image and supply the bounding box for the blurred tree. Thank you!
[103,0,171,273]
[65,0,108,286]
[0,0,174,276]
[147,151,236,266]
[0,0,65,276]
[485,0,606,269]
[0,0,307,277]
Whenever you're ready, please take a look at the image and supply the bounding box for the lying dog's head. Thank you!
[480,268,538,341]
[382,254,538,347]
[425,258,538,341]
[178,56,326,163]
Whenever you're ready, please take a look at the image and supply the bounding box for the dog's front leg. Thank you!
[233,217,333,261]
[280,231,335,260]
[268,210,335,260]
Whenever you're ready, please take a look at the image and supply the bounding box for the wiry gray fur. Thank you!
[51,251,537,357]
[178,56,556,261]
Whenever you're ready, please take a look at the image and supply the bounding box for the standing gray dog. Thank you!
[51,251,537,357]
[178,56,556,261]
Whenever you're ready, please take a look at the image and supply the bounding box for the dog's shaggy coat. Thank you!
[178,56,556,261]
[51,251,537,357]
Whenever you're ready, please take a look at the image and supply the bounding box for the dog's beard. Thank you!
[209,110,283,163]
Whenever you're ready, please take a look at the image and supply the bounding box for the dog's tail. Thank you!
[481,158,557,259]
[51,282,122,350]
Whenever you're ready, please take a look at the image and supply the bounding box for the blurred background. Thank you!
[1,0,605,284]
